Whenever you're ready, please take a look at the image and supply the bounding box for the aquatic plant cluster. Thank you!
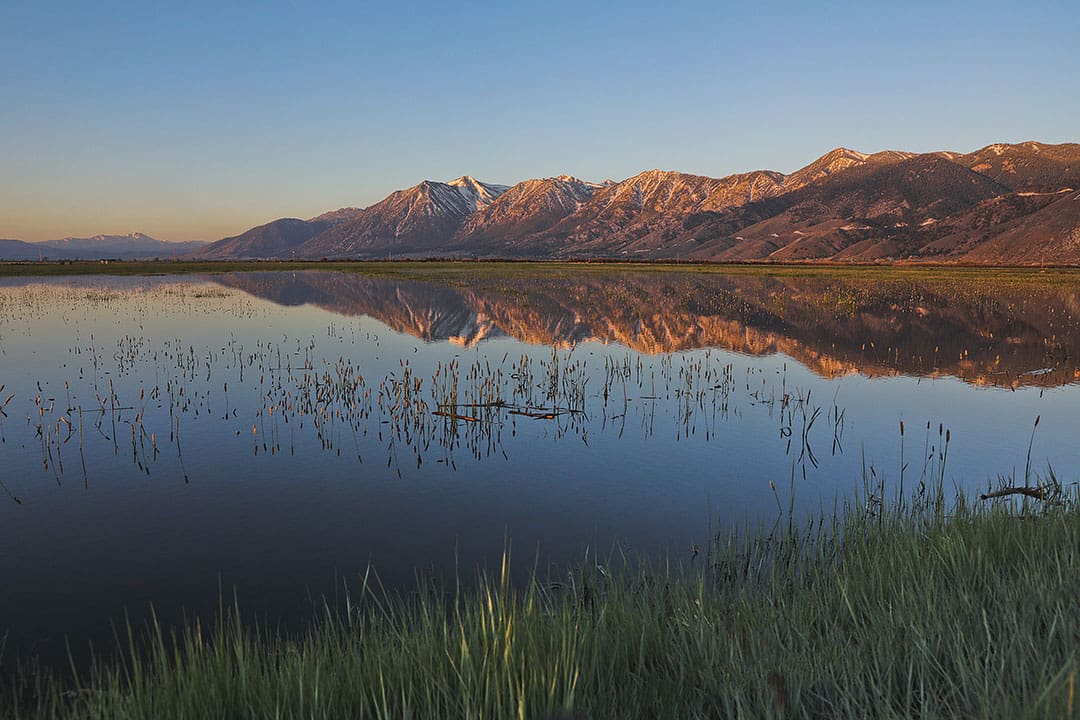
[0,281,843,494]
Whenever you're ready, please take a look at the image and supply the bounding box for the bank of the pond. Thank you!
[4,258,1080,285]
[3,491,1079,719]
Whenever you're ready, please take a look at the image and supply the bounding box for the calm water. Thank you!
[2,268,1079,665]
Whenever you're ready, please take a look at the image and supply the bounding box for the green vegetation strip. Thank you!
[4,490,1078,719]
[4,259,1080,284]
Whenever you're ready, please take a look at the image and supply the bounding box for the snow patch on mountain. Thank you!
[447,176,510,210]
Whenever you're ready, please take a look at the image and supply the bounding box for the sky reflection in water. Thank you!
[1,269,1078,664]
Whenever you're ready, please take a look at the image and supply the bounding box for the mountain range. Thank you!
[186,141,1079,264]
[4,141,1078,264]
[0,233,207,261]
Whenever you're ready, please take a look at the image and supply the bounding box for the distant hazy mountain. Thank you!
[179,140,1080,265]
[0,233,207,260]
[0,239,66,261]
[38,233,207,258]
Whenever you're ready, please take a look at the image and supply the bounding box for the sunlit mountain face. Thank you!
[184,141,1080,264]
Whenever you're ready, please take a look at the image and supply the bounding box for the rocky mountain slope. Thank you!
[956,142,1080,191]
[453,176,601,251]
[194,218,333,260]
[308,207,366,224]
[685,155,1013,261]
[959,190,1080,264]
[294,176,509,258]
[135,141,1080,264]
[511,169,788,259]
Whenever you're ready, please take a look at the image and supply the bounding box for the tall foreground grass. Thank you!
[4,489,1079,719]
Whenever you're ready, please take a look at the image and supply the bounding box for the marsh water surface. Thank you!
[2,267,1078,665]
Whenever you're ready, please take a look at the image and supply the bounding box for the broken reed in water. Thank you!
[3,482,1078,720]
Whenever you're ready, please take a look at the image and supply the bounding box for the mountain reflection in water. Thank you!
[212,270,1080,388]
[2,267,1079,671]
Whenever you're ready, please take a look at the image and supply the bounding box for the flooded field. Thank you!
[2,267,1079,665]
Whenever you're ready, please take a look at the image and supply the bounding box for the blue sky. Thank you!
[2,0,1077,241]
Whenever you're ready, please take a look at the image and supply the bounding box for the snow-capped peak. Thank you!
[446,176,510,210]
[447,175,480,188]
[830,147,870,161]
[554,174,607,189]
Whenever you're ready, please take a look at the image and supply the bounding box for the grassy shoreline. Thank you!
[3,258,1080,284]
[4,489,1078,719]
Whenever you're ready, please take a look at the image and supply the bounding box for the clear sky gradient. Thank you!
[2,0,1077,242]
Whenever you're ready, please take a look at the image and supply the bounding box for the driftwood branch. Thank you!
[432,410,482,423]
[508,410,560,419]
[440,400,505,409]
[980,486,1045,501]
